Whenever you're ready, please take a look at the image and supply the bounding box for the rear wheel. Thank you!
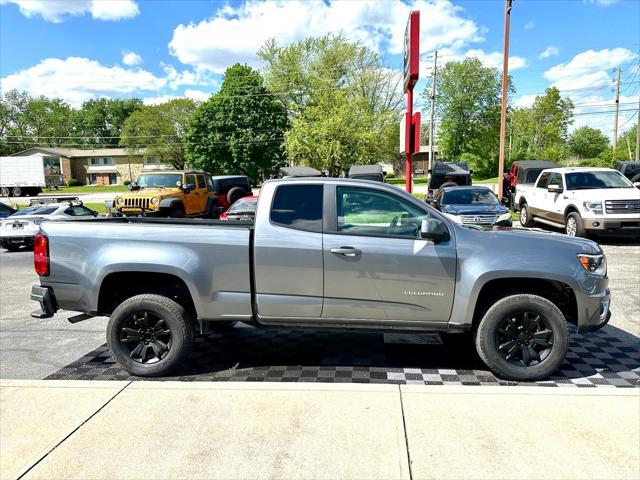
[11,186,22,197]
[0,187,10,197]
[630,173,640,184]
[106,294,195,377]
[226,186,247,206]
[565,212,585,237]
[475,294,568,381]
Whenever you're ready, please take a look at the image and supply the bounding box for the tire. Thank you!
[3,243,21,252]
[168,206,185,218]
[519,203,534,227]
[226,186,247,206]
[11,186,22,197]
[0,187,10,197]
[565,211,585,237]
[106,294,195,377]
[630,173,640,184]
[475,293,569,381]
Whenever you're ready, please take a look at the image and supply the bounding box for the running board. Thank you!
[67,313,94,324]
[532,217,565,229]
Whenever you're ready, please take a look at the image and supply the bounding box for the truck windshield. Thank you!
[442,188,499,205]
[12,206,58,216]
[136,174,182,188]
[565,171,633,190]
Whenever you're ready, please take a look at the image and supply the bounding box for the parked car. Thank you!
[279,166,322,178]
[433,186,512,227]
[1,199,97,251]
[515,167,640,237]
[427,161,472,199]
[219,196,258,221]
[108,171,251,218]
[614,161,640,184]
[0,202,17,218]
[503,160,558,209]
[32,178,610,382]
[0,156,64,197]
[348,165,385,182]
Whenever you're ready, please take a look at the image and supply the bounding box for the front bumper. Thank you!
[581,216,640,232]
[30,285,57,319]
[576,287,611,333]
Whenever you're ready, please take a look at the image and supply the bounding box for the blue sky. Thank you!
[1,0,638,136]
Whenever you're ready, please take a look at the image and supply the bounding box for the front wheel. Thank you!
[475,294,569,381]
[519,203,534,227]
[565,212,586,237]
[106,294,195,376]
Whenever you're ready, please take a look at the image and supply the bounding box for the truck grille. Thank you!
[123,197,150,210]
[459,215,497,225]
[605,200,640,214]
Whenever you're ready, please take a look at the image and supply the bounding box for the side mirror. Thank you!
[547,184,563,193]
[176,181,183,189]
[469,169,474,175]
[128,181,139,191]
[420,218,450,243]
[184,183,195,192]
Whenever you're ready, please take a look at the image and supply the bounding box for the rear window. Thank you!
[12,206,58,216]
[536,172,551,188]
[64,205,96,216]
[197,175,206,189]
[270,184,323,233]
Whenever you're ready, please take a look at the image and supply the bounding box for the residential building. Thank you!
[9,147,172,185]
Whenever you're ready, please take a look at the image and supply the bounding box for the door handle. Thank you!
[330,246,361,257]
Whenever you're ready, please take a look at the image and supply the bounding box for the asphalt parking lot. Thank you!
[1,234,638,383]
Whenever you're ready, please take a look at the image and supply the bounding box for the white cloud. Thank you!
[538,46,559,59]
[122,51,143,66]
[184,89,211,102]
[0,57,165,106]
[1,0,139,23]
[513,94,538,108]
[169,0,484,73]
[431,48,527,73]
[585,0,620,6]
[142,95,181,106]
[524,21,535,30]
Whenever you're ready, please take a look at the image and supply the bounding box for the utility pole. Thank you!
[497,0,512,200]
[613,67,621,151]
[636,91,639,161]
[428,50,438,177]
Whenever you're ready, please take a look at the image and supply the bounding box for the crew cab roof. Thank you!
[348,164,383,176]
[539,167,619,174]
[512,160,558,170]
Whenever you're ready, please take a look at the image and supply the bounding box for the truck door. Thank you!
[254,183,324,318]
[195,174,209,213]
[532,171,551,218]
[544,173,565,223]
[322,185,456,324]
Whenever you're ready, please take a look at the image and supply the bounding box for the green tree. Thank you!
[0,89,74,155]
[423,58,511,177]
[185,64,288,183]
[568,126,609,159]
[120,98,197,169]
[511,87,573,161]
[259,35,401,175]
[74,98,143,146]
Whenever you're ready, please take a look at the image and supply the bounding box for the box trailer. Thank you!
[0,156,64,197]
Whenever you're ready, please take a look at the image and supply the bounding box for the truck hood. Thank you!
[465,225,602,254]
[567,187,640,200]
[442,204,509,216]
[118,188,181,197]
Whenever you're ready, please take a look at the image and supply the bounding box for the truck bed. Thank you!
[40,218,254,321]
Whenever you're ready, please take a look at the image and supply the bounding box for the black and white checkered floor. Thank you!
[46,325,640,387]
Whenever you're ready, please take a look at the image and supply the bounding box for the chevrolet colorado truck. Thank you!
[31,178,611,381]
[515,167,640,237]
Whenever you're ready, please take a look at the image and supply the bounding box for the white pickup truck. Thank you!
[514,167,640,237]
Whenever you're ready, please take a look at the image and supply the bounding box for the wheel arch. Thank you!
[563,204,580,219]
[159,198,184,210]
[471,277,578,331]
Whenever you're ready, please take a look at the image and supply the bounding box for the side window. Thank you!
[270,184,323,233]
[548,173,562,188]
[64,206,95,216]
[185,174,196,187]
[336,187,428,238]
[206,176,215,192]
[197,175,206,189]
[536,172,551,188]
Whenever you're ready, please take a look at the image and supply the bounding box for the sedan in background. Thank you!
[1,201,98,251]
[219,196,258,221]
[433,185,512,227]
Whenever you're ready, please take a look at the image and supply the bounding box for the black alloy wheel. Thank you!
[120,311,172,364]
[496,311,554,367]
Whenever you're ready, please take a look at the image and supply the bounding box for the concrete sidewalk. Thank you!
[1,380,638,480]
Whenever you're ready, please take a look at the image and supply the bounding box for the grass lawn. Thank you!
[473,177,499,184]
[55,185,128,194]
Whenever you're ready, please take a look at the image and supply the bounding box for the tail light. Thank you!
[34,233,49,276]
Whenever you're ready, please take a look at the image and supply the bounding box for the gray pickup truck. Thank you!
[31,178,611,381]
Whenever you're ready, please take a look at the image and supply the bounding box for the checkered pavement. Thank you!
[46,325,640,387]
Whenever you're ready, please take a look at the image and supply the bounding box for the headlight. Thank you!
[583,201,603,215]
[151,197,159,205]
[497,212,512,222]
[577,254,607,276]
[116,197,124,206]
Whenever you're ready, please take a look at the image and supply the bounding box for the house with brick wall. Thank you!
[10,147,172,185]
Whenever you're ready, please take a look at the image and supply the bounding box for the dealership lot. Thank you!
[1,236,638,383]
